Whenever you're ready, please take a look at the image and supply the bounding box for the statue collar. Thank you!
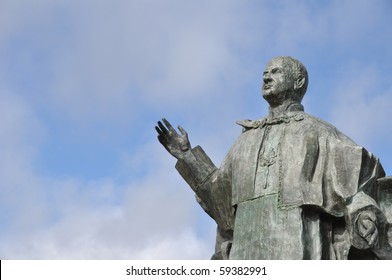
[236,102,305,130]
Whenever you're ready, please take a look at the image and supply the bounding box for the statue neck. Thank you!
[268,101,304,118]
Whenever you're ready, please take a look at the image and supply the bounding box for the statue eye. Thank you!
[271,68,282,74]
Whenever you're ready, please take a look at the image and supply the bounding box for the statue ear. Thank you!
[294,75,306,91]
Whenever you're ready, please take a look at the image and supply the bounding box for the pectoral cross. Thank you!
[259,148,277,189]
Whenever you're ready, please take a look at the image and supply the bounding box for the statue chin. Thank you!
[261,90,276,102]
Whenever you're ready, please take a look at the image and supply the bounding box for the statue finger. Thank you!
[362,224,377,246]
[365,226,374,238]
[155,125,164,136]
[178,125,188,137]
[361,228,371,239]
[357,220,368,234]
[368,229,378,247]
[157,134,164,143]
[158,121,169,134]
[358,221,371,237]
[162,118,177,134]
[157,134,168,146]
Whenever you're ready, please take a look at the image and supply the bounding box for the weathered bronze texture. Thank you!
[155,56,392,259]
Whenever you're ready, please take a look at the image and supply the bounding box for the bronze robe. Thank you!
[176,106,387,259]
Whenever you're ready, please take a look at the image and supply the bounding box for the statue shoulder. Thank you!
[300,113,335,129]
[301,113,358,145]
[236,118,266,132]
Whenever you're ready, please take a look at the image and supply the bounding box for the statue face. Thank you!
[262,58,296,105]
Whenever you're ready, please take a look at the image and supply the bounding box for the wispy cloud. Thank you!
[329,62,392,172]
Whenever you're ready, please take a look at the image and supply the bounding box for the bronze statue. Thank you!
[156,56,392,259]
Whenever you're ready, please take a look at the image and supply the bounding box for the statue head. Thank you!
[262,56,308,106]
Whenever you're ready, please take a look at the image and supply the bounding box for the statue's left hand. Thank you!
[357,210,379,247]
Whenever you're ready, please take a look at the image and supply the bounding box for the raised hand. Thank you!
[155,118,191,159]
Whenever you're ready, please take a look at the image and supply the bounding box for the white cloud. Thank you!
[0,89,48,230]
[135,230,212,259]
[330,63,392,146]
[328,61,392,175]
[0,125,216,259]
[1,0,255,125]
[0,174,215,259]
[1,0,390,124]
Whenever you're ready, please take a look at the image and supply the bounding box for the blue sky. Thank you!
[0,0,392,259]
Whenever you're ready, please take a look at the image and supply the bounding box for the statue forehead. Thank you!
[266,57,289,69]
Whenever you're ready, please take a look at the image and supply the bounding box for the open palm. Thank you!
[155,118,191,159]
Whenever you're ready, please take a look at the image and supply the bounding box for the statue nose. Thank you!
[263,76,272,84]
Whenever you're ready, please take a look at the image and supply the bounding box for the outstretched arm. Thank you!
[155,118,235,259]
[155,118,218,195]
